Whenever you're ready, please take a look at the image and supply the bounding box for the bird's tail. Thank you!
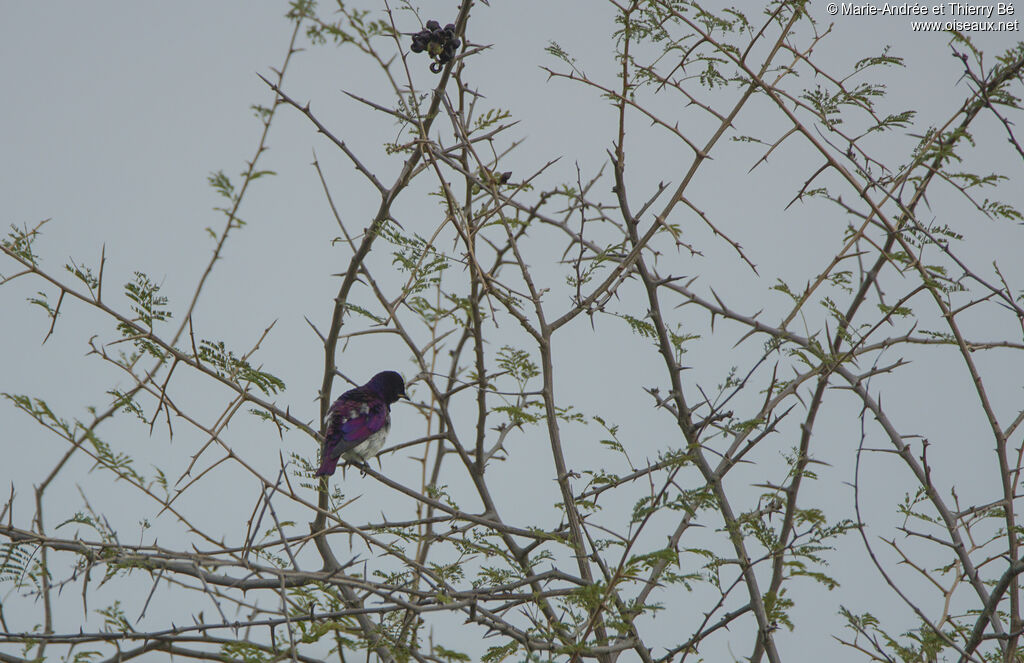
[315,456,338,477]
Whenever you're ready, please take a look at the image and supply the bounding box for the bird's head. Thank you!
[367,370,408,403]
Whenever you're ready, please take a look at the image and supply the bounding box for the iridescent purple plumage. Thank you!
[315,370,407,476]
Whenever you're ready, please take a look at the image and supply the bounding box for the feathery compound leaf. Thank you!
[124,271,172,328]
[0,543,32,584]
[198,339,286,395]
[2,220,47,265]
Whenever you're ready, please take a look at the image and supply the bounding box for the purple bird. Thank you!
[315,370,407,476]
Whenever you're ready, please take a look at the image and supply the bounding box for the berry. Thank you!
[409,18,461,74]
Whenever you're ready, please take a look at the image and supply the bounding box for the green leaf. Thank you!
[198,340,286,395]
[482,641,519,663]
[2,220,47,265]
[208,170,236,199]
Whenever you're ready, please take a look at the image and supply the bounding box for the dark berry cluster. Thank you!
[410,20,461,73]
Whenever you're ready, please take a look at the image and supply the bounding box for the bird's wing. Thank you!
[324,388,389,455]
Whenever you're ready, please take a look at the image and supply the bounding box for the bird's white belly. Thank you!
[342,424,390,462]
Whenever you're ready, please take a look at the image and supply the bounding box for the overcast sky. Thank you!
[3,2,1023,661]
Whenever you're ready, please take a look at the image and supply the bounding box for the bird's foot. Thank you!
[346,460,371,476]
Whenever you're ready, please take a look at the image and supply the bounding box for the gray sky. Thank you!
[3,2,1023,661]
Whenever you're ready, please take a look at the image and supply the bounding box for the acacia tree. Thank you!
[3,1,1024,662]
